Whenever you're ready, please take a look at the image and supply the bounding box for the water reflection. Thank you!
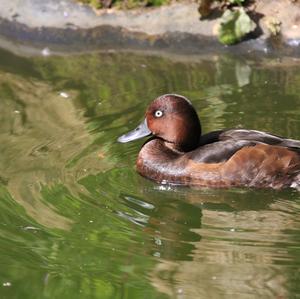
[0,47,299,298]
[121,192,202,260]
[84,161,300,298]
[120,186,300,298]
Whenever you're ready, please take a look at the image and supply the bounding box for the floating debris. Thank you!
[177,288,183,294]
[41,47,51,57]
[154,237,162,246]
[59,92,69,98]
[23,226,40,231]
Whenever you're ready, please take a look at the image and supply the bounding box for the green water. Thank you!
[0,47,300,299]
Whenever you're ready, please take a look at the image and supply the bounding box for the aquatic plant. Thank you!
[199,0,257,45]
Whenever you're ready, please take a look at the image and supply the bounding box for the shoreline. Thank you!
[0,0,299,57]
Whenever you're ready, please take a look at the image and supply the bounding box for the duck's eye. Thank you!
[154,110,163,118]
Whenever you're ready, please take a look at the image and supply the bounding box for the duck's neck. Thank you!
[136,138,185,183]
[176,127,202,152]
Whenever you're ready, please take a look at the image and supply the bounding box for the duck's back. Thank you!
[200,129,300,149]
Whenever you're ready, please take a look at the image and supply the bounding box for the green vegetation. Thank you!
[199,0,257,45]
[218,7,256,45]
[78,0,170,9]
[78,0,257,45]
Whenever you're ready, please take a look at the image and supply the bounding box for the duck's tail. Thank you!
[291,173,300,191]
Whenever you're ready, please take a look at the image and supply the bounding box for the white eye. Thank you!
[154,110,163,118]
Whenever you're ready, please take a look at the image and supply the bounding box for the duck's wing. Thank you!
[189,139,257,163]
[191,129,300,164]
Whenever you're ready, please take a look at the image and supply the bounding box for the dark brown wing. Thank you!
[193,129,300,164]
[189,140,257,163]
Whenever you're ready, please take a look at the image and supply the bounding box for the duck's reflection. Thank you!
[122,192,202,261]
[120,184,299,298]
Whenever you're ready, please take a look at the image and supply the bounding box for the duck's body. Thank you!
[118,94,300,190]
[137,130,300,189]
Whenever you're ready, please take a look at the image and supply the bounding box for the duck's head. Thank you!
[118,94,202,152]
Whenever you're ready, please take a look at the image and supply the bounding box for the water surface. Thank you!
[0,48,300,299]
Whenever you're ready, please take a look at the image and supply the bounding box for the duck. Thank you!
[118,94,300,190]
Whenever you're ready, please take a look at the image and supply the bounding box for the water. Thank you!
[0,47,300,299]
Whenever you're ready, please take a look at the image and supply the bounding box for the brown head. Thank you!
[118,94,202,152]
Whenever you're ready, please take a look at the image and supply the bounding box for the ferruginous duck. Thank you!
[118,94,300,189]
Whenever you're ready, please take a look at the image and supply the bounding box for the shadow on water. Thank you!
[0,46,299,298]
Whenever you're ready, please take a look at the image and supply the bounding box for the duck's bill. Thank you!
[117,119,152,143]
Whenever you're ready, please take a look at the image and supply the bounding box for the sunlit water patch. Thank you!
[0,47,299,298]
